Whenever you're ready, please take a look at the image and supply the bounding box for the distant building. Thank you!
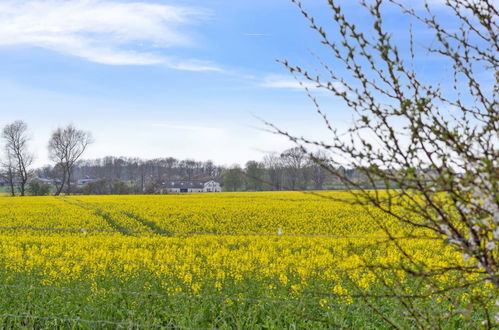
[203,180,221,192]
[163,180,221,193]
[77,178,98,185]
[0,178,5,187]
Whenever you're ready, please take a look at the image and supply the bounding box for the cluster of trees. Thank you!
[36,157,224,195]
[1,121,32,196]
[0,121,369,196]
[223,149,360,192]
[33,148,363,194]
[0,120,92,196]
[0,121,372,196]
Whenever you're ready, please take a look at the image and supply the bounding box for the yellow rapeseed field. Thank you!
[0,192,494,327]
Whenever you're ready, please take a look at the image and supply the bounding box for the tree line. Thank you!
[1,120,370,196]
[35,150,364,195]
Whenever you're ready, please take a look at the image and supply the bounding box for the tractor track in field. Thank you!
[57,198,133,235]
[122,211,172,236]
[57,197,171,236]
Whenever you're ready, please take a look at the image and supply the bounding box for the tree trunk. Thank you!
[7,168,15,197]
[67,170,71,195]
[55,169,67,196]
[19,164,28,196]
[19,180,25,196]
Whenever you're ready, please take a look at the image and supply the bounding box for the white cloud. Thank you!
[259,74,347,95]
[0,0,220,70]
[167,58,224,72]
[259,74,318,89]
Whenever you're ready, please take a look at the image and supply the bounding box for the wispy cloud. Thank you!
[167,58,224,72]
[259,74,317,89]
[258,74,348,98]
[0,0,221,70]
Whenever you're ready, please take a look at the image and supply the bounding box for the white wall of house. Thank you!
[203,180,221,192]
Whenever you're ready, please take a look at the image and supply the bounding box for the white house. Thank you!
[163,180,221,193]
[203,180,222,192]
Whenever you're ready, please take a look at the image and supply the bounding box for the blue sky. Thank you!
[0,0,478,166]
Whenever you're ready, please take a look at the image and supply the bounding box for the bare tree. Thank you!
[2,121,33,196]
[309,150,328,190]
[0,154,16,196]
[48,125,93,195]
[266,0,498,327]
[263,153,284,191]
[280,147,308,190]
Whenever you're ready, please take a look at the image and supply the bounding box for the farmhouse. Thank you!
[203,180,221,192]
[163,180,221,193]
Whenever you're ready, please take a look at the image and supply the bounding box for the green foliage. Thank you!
[27,181,51,196]
[0,269,484,329]
[245,161,265,191]
[222,166,244,192]
[80,179,133,195]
